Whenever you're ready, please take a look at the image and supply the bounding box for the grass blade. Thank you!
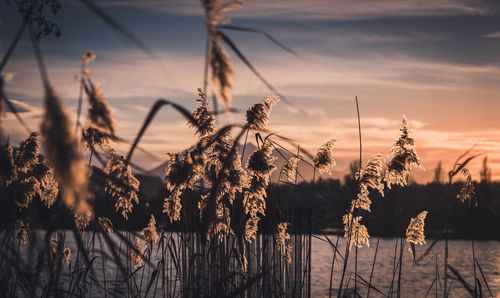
[217,25,298,56]
[126,99,194,163]
[448,265,474,296]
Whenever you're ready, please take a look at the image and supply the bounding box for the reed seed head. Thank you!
[74,204,92,231]
[457,168,475,203]
[275,222,290,248]
[239,253,248,273]
[210,40,233,111]
[41,86,90,215]
[202,0,243,30]
[351,154,384,212]
[190,89,216,138]
[0,138,17,187]
[343,213,370,249]
[163,152,201,222]
[16,132,39,172]
[32,162,58,208]
[209,203,233,241]
[50,237,59,257]
[245,96,280,130]
[81,127,112,152]
[15,220,29,245]
[81,51,95,66]
[164,187,183,223]
[142,214,159,247]
[282,243,294,264]
[280,156,299,183]
[244,216,259,242]
[314,139,336,175]
[97,217,114,233]
[406,211,428,245]
[201,0,241,111]
[385,115,424,189]
[85,83,116,136]
[246,140,276,178]
[16,176,39,208]
[131,237,143,268]
[62,248,71,265]
[104,149,140,220]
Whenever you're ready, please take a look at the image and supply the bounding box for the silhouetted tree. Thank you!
[433,161,443,184]
[479,156,492,184]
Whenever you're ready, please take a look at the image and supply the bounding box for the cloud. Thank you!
[6,99,35,113]
[3,13,500,182]
[94,0,494,20]
[482,31,500,38]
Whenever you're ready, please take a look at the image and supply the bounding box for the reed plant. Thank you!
[0,1,496,297]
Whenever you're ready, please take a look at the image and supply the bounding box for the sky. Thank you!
[1,0,500,183]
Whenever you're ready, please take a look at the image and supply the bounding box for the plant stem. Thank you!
[241,127,250,164]
[366,235,380,298]
[203,38,212,95]
[0,14,29,73]
[444,173,452,297]
[75,76,84,134]
[328,235,340,298]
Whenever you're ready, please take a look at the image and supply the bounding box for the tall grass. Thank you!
[0,1,497,297]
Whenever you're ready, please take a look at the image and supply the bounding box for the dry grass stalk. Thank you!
[81,127,111,152]
[104,149,140,220]
[131,237,143,268]
[275,222,294,264]
[280,156,299,183]
[208,203,233,241]
[245,95,280,130]
[81,51,95,66]
[457,168,475,203]
[164,152,199,223]
[62,248,71,265]
[41,87,90,217]
[0,138,17,187]
[202,0,243,111]
[16,176,38,208]
[385,114,424,189]
[189,88,216,138]
[32,161,58,208]
[50,237,59,257]
[192,120,246,239]
[314,139,336,175]
[85,83,115,136]
[97,216,114,233]
[142,214,159,247]
[16,132,39,172]
[74,205,92,230]
[406,211,428,245]
[0,75,6,119]
[343,213,370,249]
[1,133,59,209]
[243,139,276,242]
[351,154,384,212]
[15,219,29,245]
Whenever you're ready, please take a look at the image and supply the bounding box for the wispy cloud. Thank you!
[94,0,494,20]
[482,31,500,38]
[3,0,500,182]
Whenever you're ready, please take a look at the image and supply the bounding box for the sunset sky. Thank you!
[1,0,500,182]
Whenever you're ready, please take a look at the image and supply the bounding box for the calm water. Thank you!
[312,236,500,297]
[9,231,500,297]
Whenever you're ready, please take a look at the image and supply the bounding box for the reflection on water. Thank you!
[312,236,500,297]
[12,231,500,297]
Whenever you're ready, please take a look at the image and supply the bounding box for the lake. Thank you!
[8,231,500,297]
